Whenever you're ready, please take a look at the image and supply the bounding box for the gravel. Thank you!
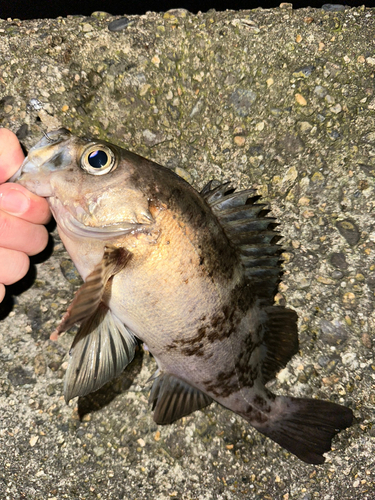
[0,6,374,500]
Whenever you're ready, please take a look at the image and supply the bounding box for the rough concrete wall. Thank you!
[0,5,374,499]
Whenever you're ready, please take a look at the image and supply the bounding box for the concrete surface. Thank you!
[0,5,374,499]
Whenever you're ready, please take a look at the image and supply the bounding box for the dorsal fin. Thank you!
[201,181,283,304]
[201,182,299,382]
[260,306,299,383]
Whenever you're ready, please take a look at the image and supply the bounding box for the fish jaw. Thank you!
[11,128,75,196]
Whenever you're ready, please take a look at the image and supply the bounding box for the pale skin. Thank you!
[0,128,51,302]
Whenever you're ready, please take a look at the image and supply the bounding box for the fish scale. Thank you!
[13,128,353,464]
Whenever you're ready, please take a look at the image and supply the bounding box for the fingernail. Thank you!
[0,189,30,215]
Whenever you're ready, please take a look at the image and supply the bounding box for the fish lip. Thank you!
[9,155,34,182]
[10,157,55,197]
[9,166,23,182]
[9,128,73,183]
[66,217,143,240]
[50,197,142,240]
[69,216,142,237]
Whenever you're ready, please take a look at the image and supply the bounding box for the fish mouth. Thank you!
[49,198,143,240]
[68,217,143,239]
[9,166,24,183]
[10,128,74,194]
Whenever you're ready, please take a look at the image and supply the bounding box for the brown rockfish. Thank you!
[13,128,353,464]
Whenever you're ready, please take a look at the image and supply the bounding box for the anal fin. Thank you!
[149,373,212,425]
[51,245,132,340]
[261,306,299,383]
[64,303,136,402]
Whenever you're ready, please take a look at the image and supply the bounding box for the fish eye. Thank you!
[81,145,117,175]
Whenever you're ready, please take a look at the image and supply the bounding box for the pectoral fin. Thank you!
[51,245,132,340]
[149,373,212,424]
[64,303,137,402]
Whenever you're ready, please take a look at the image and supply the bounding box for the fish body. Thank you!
[14,129,353,463]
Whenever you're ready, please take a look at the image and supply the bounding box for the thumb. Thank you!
[0,128,25,183]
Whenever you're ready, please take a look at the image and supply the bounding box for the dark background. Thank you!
[0,0,374,20]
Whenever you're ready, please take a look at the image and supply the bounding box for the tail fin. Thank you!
[252,396,353,464]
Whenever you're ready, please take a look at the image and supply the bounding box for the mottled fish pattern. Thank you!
[14,129,353,464]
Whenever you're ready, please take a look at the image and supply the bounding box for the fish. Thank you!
[13,128,353,464]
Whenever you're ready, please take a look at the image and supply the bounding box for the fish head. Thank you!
[13,128,154,240]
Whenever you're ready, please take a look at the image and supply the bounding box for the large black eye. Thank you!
[88,150,109,168]
[81,144,117,175]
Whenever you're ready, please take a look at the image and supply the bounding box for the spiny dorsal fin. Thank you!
[202,181,298,379]
[261,306,299,383]
[201,180,282,303]
[64,303,137,402]
[51,245,132,340]
[149,373,212,424]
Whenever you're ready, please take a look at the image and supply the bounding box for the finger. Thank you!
[0,128,25,183]
[0,210,49,256]
[0,183,51,224]
[0,284,5,303]
[0,247,30,285]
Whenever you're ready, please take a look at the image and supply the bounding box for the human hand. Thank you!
[0,128,51,302]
